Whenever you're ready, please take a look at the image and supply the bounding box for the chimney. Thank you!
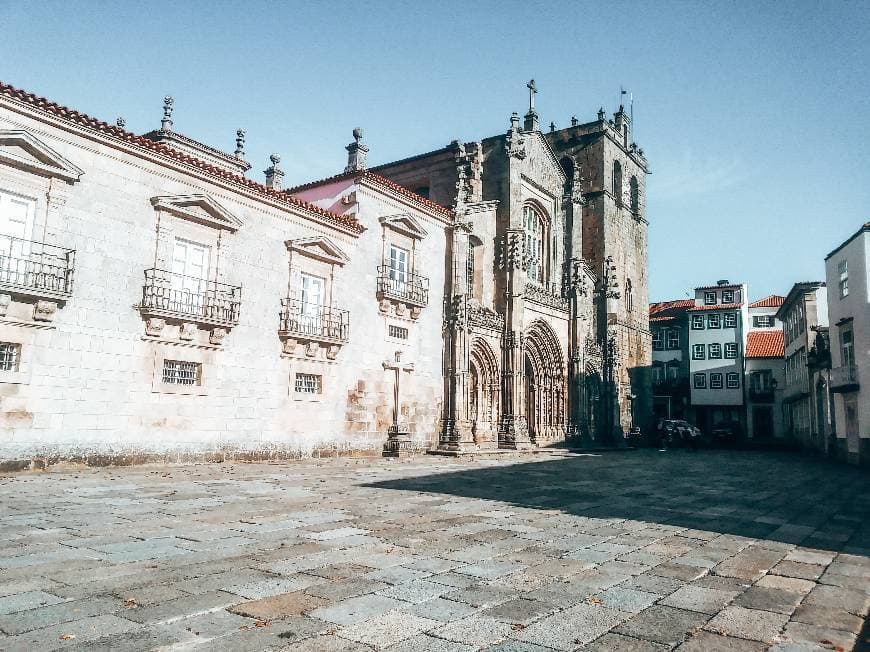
[344,128,368,173]
[264,153,284,190]
[717,279,730,286]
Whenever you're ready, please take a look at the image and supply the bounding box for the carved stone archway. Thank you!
[523,321,566,442]
[469,338,500,445]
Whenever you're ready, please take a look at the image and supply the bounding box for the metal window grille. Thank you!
[162,359,200,385]
[389,325,409,340]
[0,342,21,372]
[295,373,322,394]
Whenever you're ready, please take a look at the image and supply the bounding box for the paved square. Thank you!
[0,449,867,650]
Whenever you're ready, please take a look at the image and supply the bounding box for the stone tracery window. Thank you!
[523,204,547,285]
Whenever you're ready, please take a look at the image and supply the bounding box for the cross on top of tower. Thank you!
[527,79,537,111]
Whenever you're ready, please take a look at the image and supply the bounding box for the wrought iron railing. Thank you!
[279,296,349,341]
[831,364,859,391]
[377,265,429,307]
[0,236,74,297]
[140,268,241,325]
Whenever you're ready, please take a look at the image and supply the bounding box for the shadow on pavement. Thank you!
[366,449,870,554]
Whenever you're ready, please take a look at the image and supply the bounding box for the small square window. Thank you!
[162,360,201,385]
[726,372,740,389]
[752,315,772,328]
[691,315,704,330]
[692,344,706,360]
[724,342,738,358]
[666,330,680,349]
[722,290,734,303]
[724,312,737,328]
[693,373,706,389]
[295,373,322,394]
[0,342,21,372]
[704,291,716,305]
[710,373,723,389]
[388,325,409,339]
[708,313,721,329]
[709,343,722,359]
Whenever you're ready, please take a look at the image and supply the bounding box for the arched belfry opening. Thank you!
[523,321,567,442]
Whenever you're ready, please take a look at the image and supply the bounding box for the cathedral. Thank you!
[369,81,653,451]
[0,78,650,465]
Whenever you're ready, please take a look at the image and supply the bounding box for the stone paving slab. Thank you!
[0,449,867,651]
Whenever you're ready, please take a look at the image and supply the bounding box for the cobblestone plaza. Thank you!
[0,450,867,651]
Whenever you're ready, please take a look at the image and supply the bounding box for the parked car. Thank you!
[711,421,741,447]
[659,419,703,447]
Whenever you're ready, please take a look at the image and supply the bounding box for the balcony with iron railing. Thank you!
[139,268,241,327]
[376,265,429,308]
[279,296,349,343]
[831,364,859,393]
[0,236,75,300]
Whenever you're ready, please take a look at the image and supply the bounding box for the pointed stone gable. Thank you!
[379,213,428,240]
[150,193,243,232]
[0,129,84,182]
[286,236,350,266]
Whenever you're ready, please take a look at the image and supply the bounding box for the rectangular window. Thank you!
[693,373,706,389]
[726,372,740,389]
[0,190,36,243]
[295,373,322,394]
[666,363,680,380]
[751,370,773,392]
[838,260,849,298]
[752,315,773,328]
[724,342,738,358]
[708,313,721,329]
[691,315,704,330]
[388,324,409,339]
[722,290,734,303]
[708,343,722,359]
[652,365,663,383]
[388,245,408,284]
[299,273,325,324]
[162,360,201,386]
[666,330,680,349]
[704,291,716,305]
[723,312,737,328]
[0,342,21,372]
[840,328,854,368]
[710,373,723,389]
[692,344,706,360]
[652,331,663,351]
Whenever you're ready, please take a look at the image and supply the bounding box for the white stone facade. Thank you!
[0,83,449,464]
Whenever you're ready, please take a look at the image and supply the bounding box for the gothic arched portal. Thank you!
[523,321,566,442]
[469,338,500,444]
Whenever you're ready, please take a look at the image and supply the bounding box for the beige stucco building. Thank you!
[0,79,651,465]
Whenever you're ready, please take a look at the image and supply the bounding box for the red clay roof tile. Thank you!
[746,331,785,358]
[749,295,785,308]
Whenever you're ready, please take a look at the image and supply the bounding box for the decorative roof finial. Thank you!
[116,117,126,129]
[234,129,246,159]
[524,79,539,132]
[264,153,284,190]
[345,127,369,173]
[161,96,174,131]
[597,107,606,121]
[571,115,578,127]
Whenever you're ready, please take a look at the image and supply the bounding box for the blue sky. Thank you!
[1,0,867,302]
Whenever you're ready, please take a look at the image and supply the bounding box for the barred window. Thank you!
[389,325,409,340]
[162,360,200,385]
[295,373,322,394]
[0,342,21,372]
